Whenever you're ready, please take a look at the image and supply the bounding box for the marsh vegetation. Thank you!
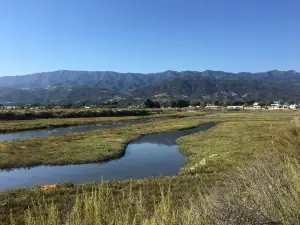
[0,109,206,133]
[1,110,300,224]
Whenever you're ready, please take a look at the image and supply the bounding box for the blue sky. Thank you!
[0,0,299,76]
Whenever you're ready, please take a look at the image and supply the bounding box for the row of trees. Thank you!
[143,99,190,108]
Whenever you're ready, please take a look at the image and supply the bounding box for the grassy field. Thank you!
[0,109,207,133]
[1,110,300,224]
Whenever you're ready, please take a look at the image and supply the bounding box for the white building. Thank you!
[289,104,300,109]
[282,104,289,109]
[253,102,261,109]
[269,102,281,109]
[205,105,223,110]
[227,105,244,110]
[4,106,17,109]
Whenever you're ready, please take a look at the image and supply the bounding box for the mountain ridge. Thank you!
[1,70,300,104]
[131,76,300,101]
[0,86,131,104]
[0,70,299,92]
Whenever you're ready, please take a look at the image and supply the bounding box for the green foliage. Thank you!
[169,100,189,108]
[143,99,160,108]
[189,101,201,106]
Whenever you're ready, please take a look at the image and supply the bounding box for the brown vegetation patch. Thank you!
[0,143,4,148]
[40,184,57,191]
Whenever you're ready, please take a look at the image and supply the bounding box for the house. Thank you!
[269,102,281,109]
[205,105,223,110]
[245,102,262,110]
[227,105,244,110]
[289,104,300,109]
[4,105,17,109]
[253,102,261,109]
[282,104,289,109]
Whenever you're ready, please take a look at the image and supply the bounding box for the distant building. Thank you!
[4,106,17,109]
[289,104,300,109]
[227,105,244,110]
[269,102,281,109]
[205,105,223,110]
[253,102,261,109]
[245,102,262,110]
[282,104,289,109]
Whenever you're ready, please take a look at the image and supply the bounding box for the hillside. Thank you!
[0,70,182,92]
[131,76,300,101]
[0,87,131,104]
[0,70,299,92]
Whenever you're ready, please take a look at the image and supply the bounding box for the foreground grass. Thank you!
[0,110,206,133]
[1,111,300,224]
[13,156,300,225]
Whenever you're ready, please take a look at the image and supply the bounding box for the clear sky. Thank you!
[0,0,299,76]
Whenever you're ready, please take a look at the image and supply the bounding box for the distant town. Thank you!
[205,101,300,110]
[1,100,300,110]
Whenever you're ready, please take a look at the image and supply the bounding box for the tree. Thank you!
[143,99,160,108]
[169,100,190,108]
[232,100,245,106]
[62,103,73,109]
[213,100,220,106]
[244,100,256,106]
[190,101,201,106]
[222,99,231,106]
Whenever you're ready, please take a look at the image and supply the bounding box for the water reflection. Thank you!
[0,122,215,191]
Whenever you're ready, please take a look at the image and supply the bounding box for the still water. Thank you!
[0,122,215,191]
[0,121,148,141]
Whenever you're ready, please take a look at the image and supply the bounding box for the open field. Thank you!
[0,109,207,133]
[1,110,300,224]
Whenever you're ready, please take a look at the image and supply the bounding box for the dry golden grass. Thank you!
[40,184,58,191]
[10,155,300,225]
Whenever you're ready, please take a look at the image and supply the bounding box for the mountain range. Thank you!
[0,70,299,104]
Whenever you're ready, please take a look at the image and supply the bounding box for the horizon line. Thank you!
[0,69,299,78]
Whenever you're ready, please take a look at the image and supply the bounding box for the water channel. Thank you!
[0,122,215,191]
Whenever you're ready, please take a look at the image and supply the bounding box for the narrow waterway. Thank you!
[0,121,149,141]
[0,122,215,191]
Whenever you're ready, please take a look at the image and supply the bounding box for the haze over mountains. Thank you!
[0,70,299,104]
